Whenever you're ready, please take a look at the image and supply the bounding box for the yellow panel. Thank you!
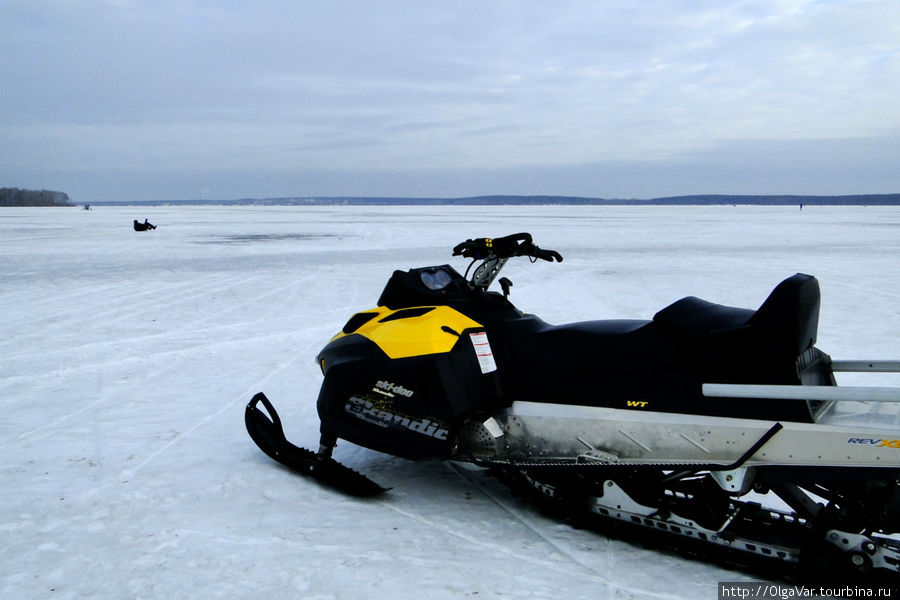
[332,306,483,359]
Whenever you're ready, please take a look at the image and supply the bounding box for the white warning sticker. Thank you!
[469,331,497,374]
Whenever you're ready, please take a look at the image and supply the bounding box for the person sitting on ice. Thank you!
[133,219,156,231]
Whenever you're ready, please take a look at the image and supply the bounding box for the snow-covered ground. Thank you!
[2,205,899,599]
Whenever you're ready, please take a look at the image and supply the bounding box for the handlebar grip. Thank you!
[535,248,563,262]
[452,239,488,258]
[451,240,472,256]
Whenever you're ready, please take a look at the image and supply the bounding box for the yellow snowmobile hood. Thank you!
[330,305,483,359]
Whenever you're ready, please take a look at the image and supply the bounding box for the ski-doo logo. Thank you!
[847,437,900,448]
[345,396,448,440]
[373,380,414,398]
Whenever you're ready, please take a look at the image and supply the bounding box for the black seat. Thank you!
[653,273,820,358]
[748,273,820,356]
[653,296,753,340]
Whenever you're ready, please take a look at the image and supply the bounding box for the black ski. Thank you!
[245,392,388,497]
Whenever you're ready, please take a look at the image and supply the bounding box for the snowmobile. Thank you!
[246,232,900,579]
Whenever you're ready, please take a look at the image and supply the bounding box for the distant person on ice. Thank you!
[133,219,156,231]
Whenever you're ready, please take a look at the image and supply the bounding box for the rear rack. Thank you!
[703,360,900,403]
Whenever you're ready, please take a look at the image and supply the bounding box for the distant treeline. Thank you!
[0,188,72,207]
[92,193,900,207]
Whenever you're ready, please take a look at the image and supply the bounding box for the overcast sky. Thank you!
[2,1,899,202]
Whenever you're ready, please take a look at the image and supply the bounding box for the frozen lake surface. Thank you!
[2,205,899,599]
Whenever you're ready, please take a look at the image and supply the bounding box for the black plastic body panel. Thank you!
[316,332,504,460]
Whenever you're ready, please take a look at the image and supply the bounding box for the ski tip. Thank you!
[245,391,390,497]
[248,391,270,409]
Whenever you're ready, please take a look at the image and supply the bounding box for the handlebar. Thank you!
[452,232,563,263]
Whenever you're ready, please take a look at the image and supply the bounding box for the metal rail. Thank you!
[702,383,900,403]
[830,360,900,373]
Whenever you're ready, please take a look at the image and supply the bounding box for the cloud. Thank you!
[2,1,899,200]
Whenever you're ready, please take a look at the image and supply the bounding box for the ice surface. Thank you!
[1,205,899,599]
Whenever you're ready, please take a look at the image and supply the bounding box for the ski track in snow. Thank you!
[2,205,899,600]
[443,462,658,597]
[447,463,602,576]
[117,331,322,482]
[378,499,631,591]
